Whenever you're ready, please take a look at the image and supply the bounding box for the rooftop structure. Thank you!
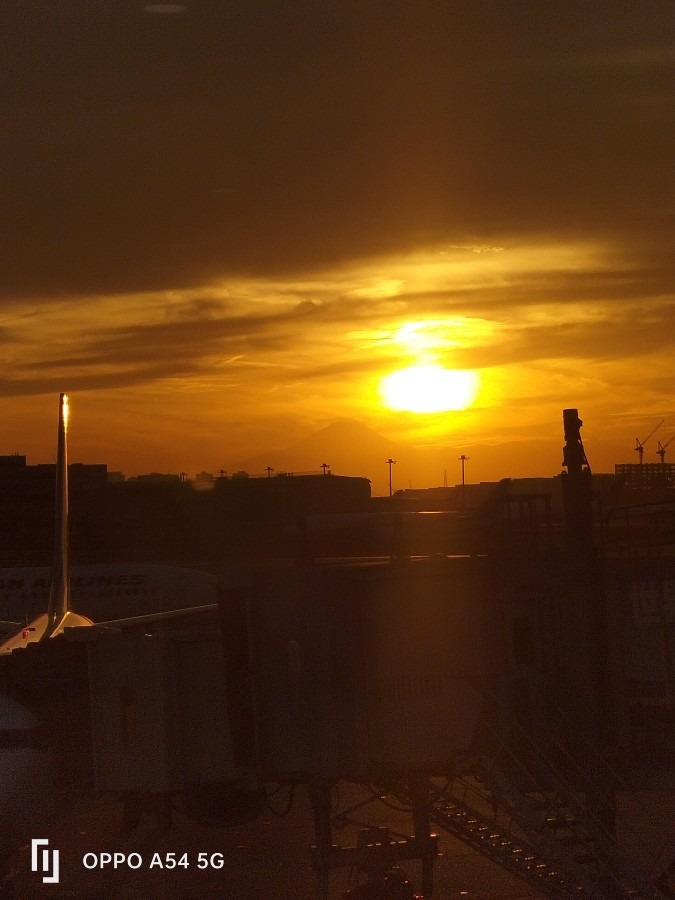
[615,462,675,491]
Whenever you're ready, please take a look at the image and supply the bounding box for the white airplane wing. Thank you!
[63,603,218,638]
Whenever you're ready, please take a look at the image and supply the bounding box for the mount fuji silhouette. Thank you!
[235,420,409,488]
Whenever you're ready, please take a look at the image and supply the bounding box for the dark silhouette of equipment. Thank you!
[635,419,664,464]
[657,434,675,463]
[561,408,593,552]
[562,408,590,476]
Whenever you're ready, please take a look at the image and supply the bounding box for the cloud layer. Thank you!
[1,2,674,481]
[3,2,674,293]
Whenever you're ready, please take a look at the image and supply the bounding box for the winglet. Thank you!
[44,392,70,638]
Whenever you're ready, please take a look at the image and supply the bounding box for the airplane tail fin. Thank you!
[44,393,70,638]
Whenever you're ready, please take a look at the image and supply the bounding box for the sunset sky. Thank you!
[2,2,674,492]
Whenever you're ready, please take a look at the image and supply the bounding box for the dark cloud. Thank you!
[0,363,184,398]
[2,1,674,297]
[5,294,330,393]
[454,304,675,370]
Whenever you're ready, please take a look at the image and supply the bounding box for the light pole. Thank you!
[386,458,396,497]
[265,466,274,478]
[458,454,469,507]
[320,462,330,475]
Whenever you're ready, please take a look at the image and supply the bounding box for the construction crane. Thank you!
[635,418,664,464]
[657,434,675,463]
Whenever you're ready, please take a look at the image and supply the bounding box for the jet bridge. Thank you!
[221,556,486,898]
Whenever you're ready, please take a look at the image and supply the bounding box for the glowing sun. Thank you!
[379,365,479,413]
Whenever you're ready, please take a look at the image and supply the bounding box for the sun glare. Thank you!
[379,366,479,413]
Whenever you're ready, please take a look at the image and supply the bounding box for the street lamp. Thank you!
[458,454,469,507]
[386,458,396,497]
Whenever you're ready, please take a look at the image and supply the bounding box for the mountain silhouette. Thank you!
[234,420,409,491]
[234,421,573,495]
